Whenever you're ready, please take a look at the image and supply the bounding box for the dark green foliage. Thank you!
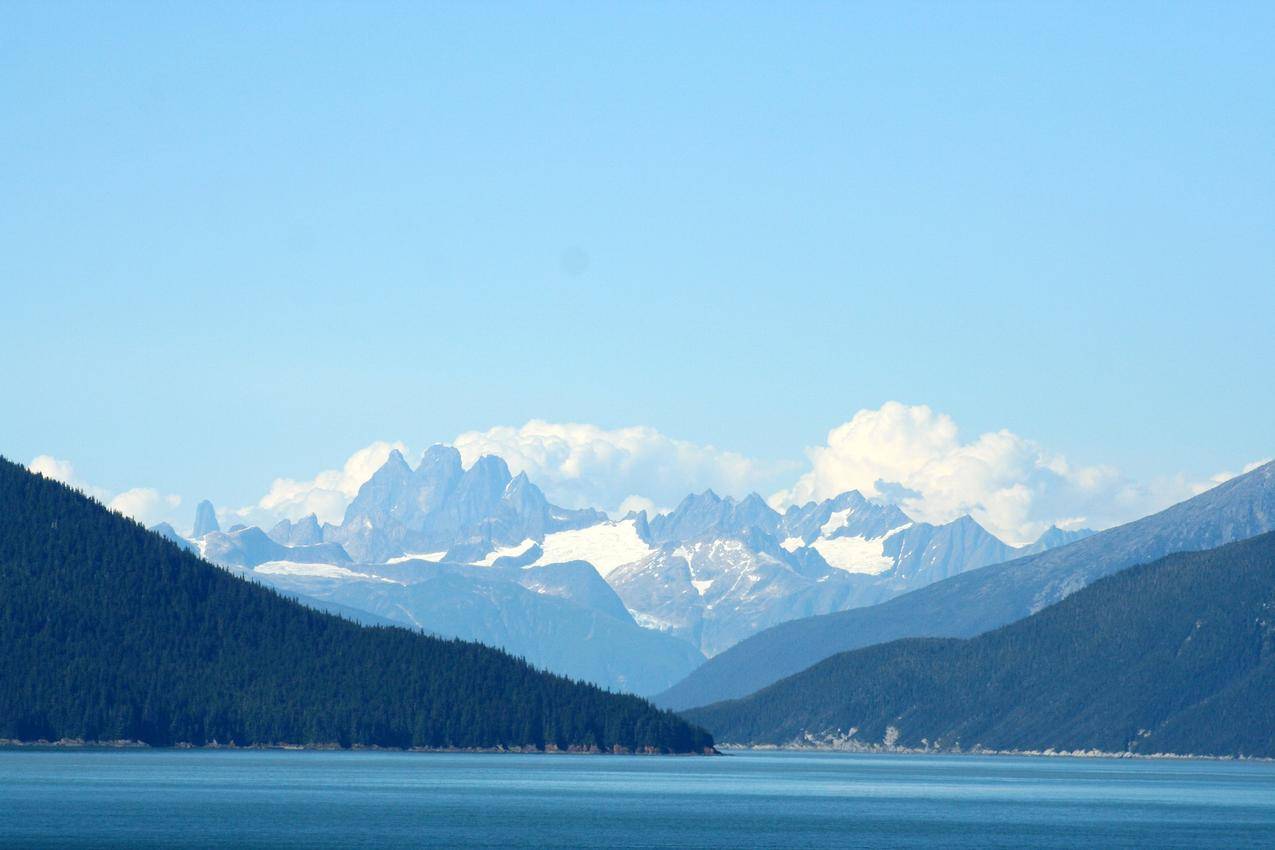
[686,533,1275,757]
[0,457,712,753]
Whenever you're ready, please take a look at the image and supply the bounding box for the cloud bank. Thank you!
[232,440,409,527]
[769,402,1235,545]
[451,420,788,516]
[27,455,181,527]
[39,406,1262,547]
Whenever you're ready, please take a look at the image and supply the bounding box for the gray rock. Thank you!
[192,499,219,537]
[202,526,352,568]
[268,513,324,546]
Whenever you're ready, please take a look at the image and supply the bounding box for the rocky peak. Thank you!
[192,499,219,538]
[268,513,324,547]
[416,444,463,480]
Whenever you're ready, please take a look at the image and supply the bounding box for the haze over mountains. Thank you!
[161,445,1093,694]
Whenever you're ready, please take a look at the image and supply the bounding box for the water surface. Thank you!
[2,748,1273,848]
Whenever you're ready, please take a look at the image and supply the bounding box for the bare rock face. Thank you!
[192,500,220,538]
[268,514,323,547]
[327,445,604,563]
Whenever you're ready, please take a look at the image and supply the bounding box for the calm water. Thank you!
[2,749,1274,848]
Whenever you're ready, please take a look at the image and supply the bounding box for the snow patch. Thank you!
[883,522,913,539]
[629,609,677,632]
[386,551,447,564]
[820,507,856,536]
[254,561,398,583]
[779,536,805,552]
[691,579,714,596]
[810,536,894,575]
[529,519,654,577]
[475,539,536,567]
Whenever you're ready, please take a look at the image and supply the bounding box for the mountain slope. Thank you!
[657,460,1275,709]
[248,558,705,696]
[685,532,1275,757]
[0,457,712,753]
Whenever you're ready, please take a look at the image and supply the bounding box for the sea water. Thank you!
[2,748,1273,848]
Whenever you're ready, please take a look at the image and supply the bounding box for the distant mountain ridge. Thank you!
[158,448,1091,690]
[327,446,606,563]
[607,489,1061,656]
[685,531,1275,758]
[656,460,1275,710]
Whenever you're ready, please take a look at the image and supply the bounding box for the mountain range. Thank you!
[657,459,1275,710]
[10,443,1275,759]
[685,531,1275,758]
[166,447,1087,693]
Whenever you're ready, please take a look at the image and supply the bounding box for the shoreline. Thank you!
[0,738,718,756]
[716,743,1274,763]
[2,738,1264,762]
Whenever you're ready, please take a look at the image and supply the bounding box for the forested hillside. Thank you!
[686,533,1275,757]
[0,457,712,753]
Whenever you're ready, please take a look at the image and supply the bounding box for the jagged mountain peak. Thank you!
[468,454,512,479]
[369,452,413,484]
[827,490,869,509]
[268,512,324,547]
[418,443,462,469]
[648,489,783,545]
[1018,524,1096,556]
[192,499,219,538]
[327,450,601,563]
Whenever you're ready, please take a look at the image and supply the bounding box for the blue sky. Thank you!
[2,2,1271,538]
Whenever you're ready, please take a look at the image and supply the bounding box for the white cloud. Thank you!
[1195,458,1273,494]
[108,489,183,526]
[27,455,181,526]
[235,440,409,527]
[33,420,1270,546]
[770,402,1243,546]
[29,455,83,488]
[450,420,787,515]
[617,495,668,518]
[232,425,773,528]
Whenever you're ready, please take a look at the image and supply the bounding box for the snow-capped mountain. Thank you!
[656,459,1275,711]
[156,447,1083,690]
[327,445,605,563]
[603,490,1028,656]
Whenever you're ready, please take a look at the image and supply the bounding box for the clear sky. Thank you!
[2,2,1272,537]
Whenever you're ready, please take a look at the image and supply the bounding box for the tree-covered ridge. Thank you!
[0,457,712,753]
[686,532,1275,757]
